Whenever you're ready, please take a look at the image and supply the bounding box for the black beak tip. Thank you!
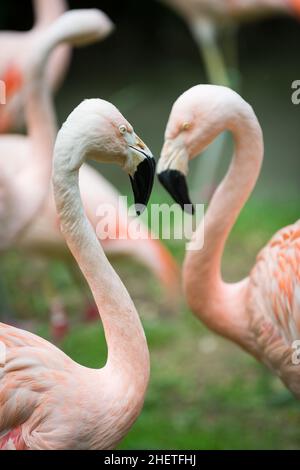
[158,169,195,215]
[130,156,156,217]
[184,202,195,216]
[134,204,146,217]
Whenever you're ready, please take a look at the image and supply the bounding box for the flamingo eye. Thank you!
[119,125,127,135]
[182,122,191,131]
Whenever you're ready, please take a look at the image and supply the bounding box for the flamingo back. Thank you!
[248,221,300,395]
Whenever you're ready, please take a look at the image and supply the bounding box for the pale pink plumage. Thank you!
[0,0,71,133]
[0,98,152,451]
[158,85,300,398]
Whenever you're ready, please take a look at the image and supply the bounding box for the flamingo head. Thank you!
[55,99,156,215]
[157,85,247,213]
[49,9,115,47]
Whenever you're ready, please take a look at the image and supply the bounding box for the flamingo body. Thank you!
[248,221,300,393]
[0,323,141,450]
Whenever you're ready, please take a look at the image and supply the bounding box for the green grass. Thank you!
[1,199,300,450]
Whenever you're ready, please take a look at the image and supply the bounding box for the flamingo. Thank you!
[161,0,299,85]
[0,9,113,251]
[0,9,115,331]
[157,84,300,399]
[160,0,300,200]
[0,97,155,450]
[0,0,71,133]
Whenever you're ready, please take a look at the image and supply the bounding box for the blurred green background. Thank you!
[1,0,300,450]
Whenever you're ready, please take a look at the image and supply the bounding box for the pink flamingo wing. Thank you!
[249,221,300,358]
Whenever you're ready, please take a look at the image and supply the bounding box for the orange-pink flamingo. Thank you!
[0,0,71,133]
[158,85,300,398]
[0,97,155,450]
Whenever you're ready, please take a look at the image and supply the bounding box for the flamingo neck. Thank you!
[15,14,61,241]
[184,104,264,343]
[53,138,150,393]
[25,11,82,196]
[33,0,67,28]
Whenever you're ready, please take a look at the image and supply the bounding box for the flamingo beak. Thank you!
[157,138,194,215]
[128,135,156,216]
[158,170,194,215]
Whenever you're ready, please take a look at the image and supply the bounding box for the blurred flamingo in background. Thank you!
[0,9,114,336]
[161,0,299,85]
[158,85,300,399]
[160,0,300,200]
[0,9,179,339]
[0,98,155,450]
[0,0,71,133]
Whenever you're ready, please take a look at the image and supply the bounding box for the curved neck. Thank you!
[22,23,65,224]
[25,13,88,193]
[15,17,66,242]
[53,140,150,391]
[184,107,264,342]
[33,0,67,28]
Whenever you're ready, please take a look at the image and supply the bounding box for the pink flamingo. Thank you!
[161,0,299,85]
[0,10,115,332]
[0,0,71,133]
[0,97,155,450]
[158,85,300,398]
